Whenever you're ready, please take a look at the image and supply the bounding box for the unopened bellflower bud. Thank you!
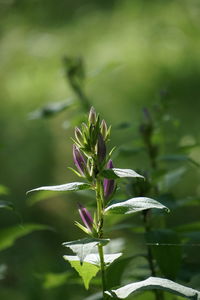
[73,144,86,176]
[88,107,96,125]
[75,127,84,145]
[100,119,107,140]
[78,203,93,232]
[104,159,115,199]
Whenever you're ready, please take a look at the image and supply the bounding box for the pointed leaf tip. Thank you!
[26,182,91,194]
[102,168,144,180]
[105,197,169,215]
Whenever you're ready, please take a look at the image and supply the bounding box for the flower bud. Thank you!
[88,107,96,125]
[104,159,115,199]
[97,133,106,163]
[100,119,107,140]
[78,203,93,232]
[75,127,84,145]
[73,144,86,176]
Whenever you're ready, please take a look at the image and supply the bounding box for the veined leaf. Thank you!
[106,276,200,299]
[0,200,13,210]
[62,238,110,263]
[64,259,99,290]
[27,182,91,194]
[63,253,122,268]
[0,224,50,251]
[105,197,169,215]
[102,168,144,180]
[64,252,122,288]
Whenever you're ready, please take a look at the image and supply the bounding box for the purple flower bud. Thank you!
[73,144,86,176]
[104,159,115,199]
[97,133,106,163]
[78,203,93,232]
[88,107,96,124]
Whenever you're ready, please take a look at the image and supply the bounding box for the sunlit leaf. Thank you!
[105,197,169,215]
[27,182,91,194]
[0,224,51,251]
[102,168,144,180]
[63,253,122,268]
[62,238,110,263]
[63,256,99,289]
[106,277,200,299]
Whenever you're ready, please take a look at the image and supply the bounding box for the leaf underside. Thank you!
[105,197,169,215]
[62,238,110,263]
[27,182,91,194]
[102,168,144,179]
[106,276,200,299]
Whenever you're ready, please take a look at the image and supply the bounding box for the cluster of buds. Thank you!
[72,107,116,235]
[72,107,111,179]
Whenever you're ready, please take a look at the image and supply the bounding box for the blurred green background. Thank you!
[1,0,200,299]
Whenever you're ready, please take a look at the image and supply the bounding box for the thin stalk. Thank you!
[98,243,107,299]
[96,178,107,299]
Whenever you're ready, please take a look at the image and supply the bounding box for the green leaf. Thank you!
[27,182,91,194]
[105,197,169,215]
[106,277,200,299]
[102,168,144,180]
[0,200,13,210]
[63,256,99,289]
[146,230,182,280]
[0,224,50,251]
[28,98,74,119]
[62,238,110,263]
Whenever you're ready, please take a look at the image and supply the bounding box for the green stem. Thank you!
[98,243,107,299]
[96,178,107,299]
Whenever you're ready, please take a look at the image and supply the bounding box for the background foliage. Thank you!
[0,0,200,299]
